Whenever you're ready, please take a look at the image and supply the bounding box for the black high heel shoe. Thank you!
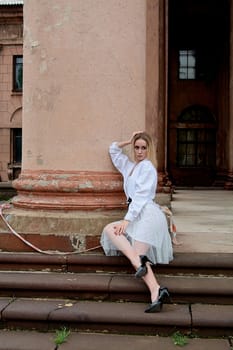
[144,287,170,313]
[135,255,153,279]
[158,287,170,303]
[144,299,162,313]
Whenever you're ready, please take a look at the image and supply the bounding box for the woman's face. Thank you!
[134,138,148,163]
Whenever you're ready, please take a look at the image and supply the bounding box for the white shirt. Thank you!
[109,142,157,222]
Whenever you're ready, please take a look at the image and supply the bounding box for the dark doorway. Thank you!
[9,128,22,180]
[167,0,229,186]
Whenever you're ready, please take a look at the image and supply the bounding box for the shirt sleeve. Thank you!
[109,142,133,176]
[124,161,157,222]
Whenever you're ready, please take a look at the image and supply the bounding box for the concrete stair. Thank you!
[0,330,231,350]
[0,271,232,304]
[0,252,232,337]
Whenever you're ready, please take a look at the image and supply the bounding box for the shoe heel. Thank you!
[159,287,171,303]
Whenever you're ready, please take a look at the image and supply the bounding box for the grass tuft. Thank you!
[54,327,71,346]
[172,331,189,347]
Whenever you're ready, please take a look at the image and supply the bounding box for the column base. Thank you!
[0,207,124,253]
[12,170,126,210]
[3,170,173,253]
[0,192,172,253]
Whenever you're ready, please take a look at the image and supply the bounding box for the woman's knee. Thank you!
[103,223,115,236]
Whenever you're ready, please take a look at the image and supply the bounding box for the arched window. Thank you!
[177,105,216,168]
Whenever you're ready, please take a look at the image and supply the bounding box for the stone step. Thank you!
[0,252,232,276]
[0,271,232,305]
[0,330,230,350]
[0,253,232,338]
[0,297,232,337]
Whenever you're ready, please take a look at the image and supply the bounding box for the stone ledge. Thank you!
[1,297,233,336]
[0,252,232,272]
[0,271,232,305]
[0,331,230,350]
[1,297,190,334]
[191,304,233,336]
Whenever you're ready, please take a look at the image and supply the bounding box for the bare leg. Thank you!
[134,241,160,302]
[104,223,142,269]
[104,224,160,302]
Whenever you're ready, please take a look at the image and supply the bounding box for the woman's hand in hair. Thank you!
[129,131,144,144]
[117,131,143,148]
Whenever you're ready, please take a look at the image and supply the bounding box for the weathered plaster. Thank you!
[22,0,146,171]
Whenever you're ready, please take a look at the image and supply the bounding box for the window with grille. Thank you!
[13,55,23,92]
[179,50,196,80]
[177,106,216,168]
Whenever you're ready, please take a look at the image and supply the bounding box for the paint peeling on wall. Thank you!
[79,181,93,189]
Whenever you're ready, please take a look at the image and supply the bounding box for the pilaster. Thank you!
[225,0,233,189]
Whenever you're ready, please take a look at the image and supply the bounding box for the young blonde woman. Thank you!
[101,131,173,312]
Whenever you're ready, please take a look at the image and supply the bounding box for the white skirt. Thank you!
[100,202,173,265]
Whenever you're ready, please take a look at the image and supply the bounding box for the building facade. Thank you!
[0,1,232,189]
[0,0,232,251]
[0,0,23,182]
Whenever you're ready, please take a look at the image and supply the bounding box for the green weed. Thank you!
[54,327,71,346]
[172,331,189,346]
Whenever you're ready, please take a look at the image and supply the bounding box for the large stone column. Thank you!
[6,0,149,252]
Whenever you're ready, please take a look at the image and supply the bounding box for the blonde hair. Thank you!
[132,132,158,168]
